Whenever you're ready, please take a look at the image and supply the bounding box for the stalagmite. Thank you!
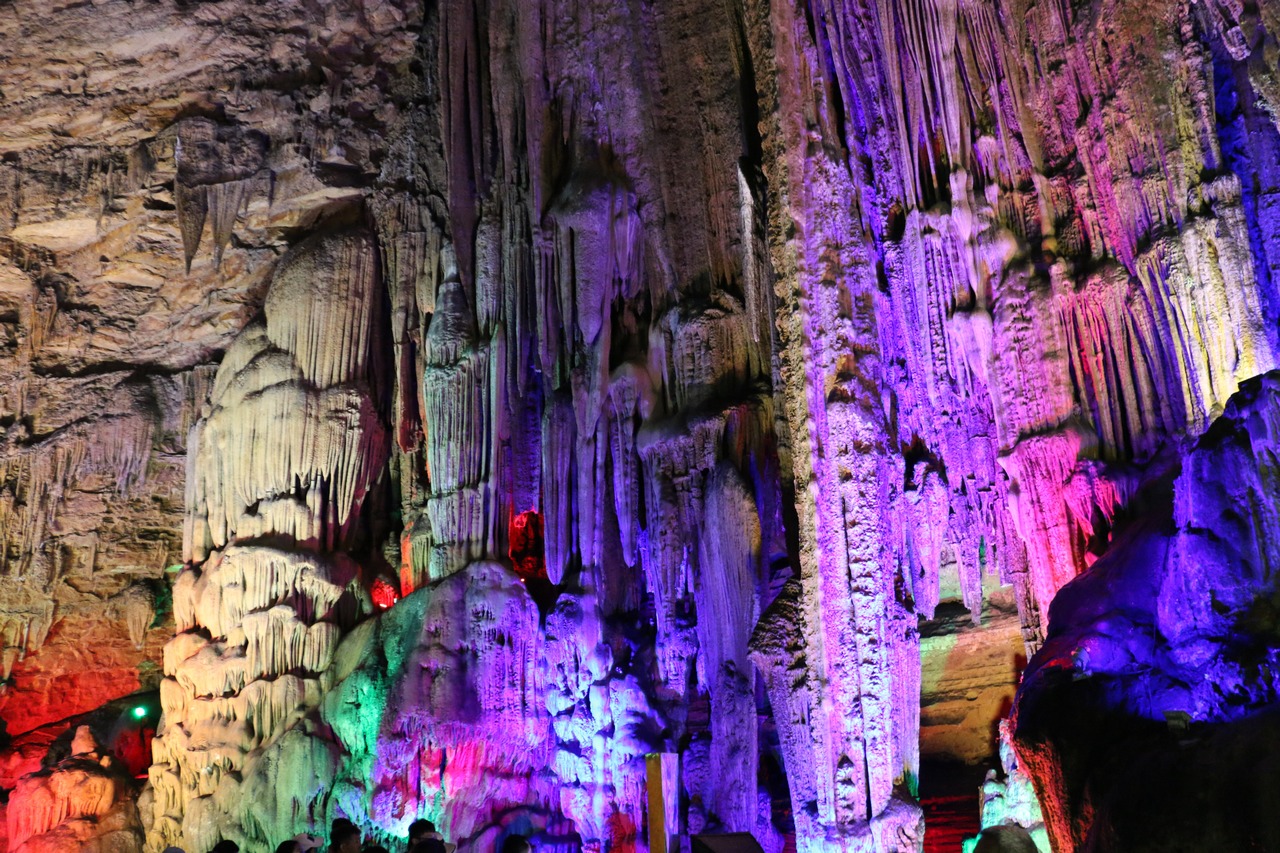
[148,226,390,853]
[8,727,144,852]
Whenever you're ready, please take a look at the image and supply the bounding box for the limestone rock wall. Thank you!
[1,0,1280,852]
[749,0,1280,844]
[0,0,422,738]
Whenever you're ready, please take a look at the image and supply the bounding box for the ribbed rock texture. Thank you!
[1,0,1280,852]
[146,224,392,852]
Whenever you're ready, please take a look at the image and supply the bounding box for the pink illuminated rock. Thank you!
[1012,372,1280,851]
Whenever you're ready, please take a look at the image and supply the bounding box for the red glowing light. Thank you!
[371,577,400,610]
[509,509,547,580]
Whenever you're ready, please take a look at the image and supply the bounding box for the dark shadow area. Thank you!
[919,760,989,853]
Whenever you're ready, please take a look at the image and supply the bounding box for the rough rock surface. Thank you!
[920,599,1024,766]
[1012,371,1280,852]
[0,0,1279,851]
[0,0,421,739]
[8,726,144,853]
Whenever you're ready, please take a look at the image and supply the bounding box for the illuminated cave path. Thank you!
[920,761,986,852]
[921,795,980,852]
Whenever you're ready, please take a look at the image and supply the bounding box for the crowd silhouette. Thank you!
[160,817,532,853]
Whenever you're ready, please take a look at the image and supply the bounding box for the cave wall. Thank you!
[1013,371,1280,852]
[752,2,1280,846]
[2,0,1280,851]
[0,0,421,736]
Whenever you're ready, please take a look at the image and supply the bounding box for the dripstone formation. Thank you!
[1,1,1279,851]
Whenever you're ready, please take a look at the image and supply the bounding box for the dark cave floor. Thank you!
[920,760,991,852]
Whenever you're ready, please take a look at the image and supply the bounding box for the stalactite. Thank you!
[541,394,576,586]
[375,194,439,453]
[207,178,252,269]
[175,182,207,273]
[605,364,649,568]
[111,584,156,650]
[0,600,56,680]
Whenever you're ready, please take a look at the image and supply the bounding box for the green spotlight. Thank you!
[132,705,148,720]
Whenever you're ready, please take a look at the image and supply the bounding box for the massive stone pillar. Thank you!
[746,0,1280,847]
[147,228,390,852]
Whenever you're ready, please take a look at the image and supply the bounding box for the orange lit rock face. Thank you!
[0,615,167,739]
[919,603,1025,766]
[6,727,144,853]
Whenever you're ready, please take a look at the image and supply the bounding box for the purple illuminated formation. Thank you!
[0,1,1279,852]
[1013,372,1280,850]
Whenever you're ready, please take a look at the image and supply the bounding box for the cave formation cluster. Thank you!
[2,0,1280,851]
